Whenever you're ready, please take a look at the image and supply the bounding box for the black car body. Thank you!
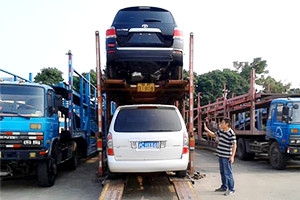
[106,6,183,83]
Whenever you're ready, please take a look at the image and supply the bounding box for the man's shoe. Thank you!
[224,190,235,196]
[215,187,226,192]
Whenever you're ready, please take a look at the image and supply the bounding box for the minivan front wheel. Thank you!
[175,169,187,178]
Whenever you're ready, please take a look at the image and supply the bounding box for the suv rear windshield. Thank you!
[114,108,182,132]
[113,10,175,24]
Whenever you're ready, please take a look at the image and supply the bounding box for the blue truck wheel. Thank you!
[269,142,287,170]
[37,158,57,187]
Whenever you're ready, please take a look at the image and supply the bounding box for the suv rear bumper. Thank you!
[107,47,183,63]
[107,153,189,173]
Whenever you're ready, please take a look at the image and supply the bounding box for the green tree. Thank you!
[196,69,249,105]
[256,75,291,93]
[233,57,268,82]
[34,67,63,85]
[234,57,290,93]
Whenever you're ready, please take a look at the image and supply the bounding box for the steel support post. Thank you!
[250,69,256,134]
[67,50,73,133]
[197,92,202,142]
[95,31,104,176]
[188,33,194,174]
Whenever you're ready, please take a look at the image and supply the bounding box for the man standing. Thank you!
[204,117,237,196]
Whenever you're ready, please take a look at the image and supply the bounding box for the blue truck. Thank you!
[0,51,98,186]
[235,98,300,169]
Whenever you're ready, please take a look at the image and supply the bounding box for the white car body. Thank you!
[107,104,189,173]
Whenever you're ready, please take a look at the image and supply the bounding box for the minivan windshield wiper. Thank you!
[144,18,161,23]
[0,111,30,119]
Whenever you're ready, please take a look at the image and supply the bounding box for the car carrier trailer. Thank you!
[95,31,200,200]
[195,69,300,169]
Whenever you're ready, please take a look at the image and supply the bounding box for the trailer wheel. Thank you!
[37,158,57,187]
[176,170,187,178]
[66,145,78,170]
[67,152,78,170]
[269,142,287,170]
[237,138,255,160]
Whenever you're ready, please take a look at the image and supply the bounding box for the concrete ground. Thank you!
[193,147,300,200]
[0,157,102,200]
[1,148,300,200]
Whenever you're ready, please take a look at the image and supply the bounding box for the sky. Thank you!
[0,0,300,88]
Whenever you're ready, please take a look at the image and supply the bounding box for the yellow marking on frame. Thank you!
[187,182,200,200]
[99,183,110,200]
[168,185,175,193]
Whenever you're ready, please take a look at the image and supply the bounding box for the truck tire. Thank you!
[67,152,78,170]
[176,169,187,178]
[37,158,57,187]
[66,146,78,170]
[237,138,255,160]
[269,142,287,170]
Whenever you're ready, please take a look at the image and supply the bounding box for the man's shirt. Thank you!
[216,128,237,158]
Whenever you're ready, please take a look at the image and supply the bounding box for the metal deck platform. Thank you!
[103,79,189,105]
[99,174,199,200]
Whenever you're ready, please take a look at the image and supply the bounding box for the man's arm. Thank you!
[203,123,216,138]
[229,143,237,164]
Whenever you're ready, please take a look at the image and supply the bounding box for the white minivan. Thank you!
[107,104,189,177]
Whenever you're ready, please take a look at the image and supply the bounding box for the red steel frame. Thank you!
[95,32,196,175]
[95,31,104,176]
[194,69,300,146]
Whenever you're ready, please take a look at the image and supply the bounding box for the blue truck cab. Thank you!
[0,55,98,186]
[0,81,60,157]
[266,98,300,169]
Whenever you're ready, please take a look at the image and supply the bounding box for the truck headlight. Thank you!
[33,140,41,145]
[290,140,296,144]
[24,140,32,145]
[296,140,300,144]
[30,123,42,130]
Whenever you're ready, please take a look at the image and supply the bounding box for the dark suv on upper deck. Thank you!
[106,6,183,83]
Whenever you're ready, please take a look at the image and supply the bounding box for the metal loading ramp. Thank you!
[99,174,199,200]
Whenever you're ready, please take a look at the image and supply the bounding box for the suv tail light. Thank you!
[182,132,189,154]
[106,27,116,38]
[173,28,183,39]
[107,133,114,156]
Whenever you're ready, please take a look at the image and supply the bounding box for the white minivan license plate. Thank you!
[138,141,159,149]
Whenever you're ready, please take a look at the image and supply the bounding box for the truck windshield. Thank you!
[291,102,300,124]
[0,85,44,117]
[114,108,182,132]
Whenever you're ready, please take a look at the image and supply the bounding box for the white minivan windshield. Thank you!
[114,108,182,132]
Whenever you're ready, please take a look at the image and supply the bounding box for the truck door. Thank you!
[266,103,276,139]
[272,103,288,148]
[47,90,59,140]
